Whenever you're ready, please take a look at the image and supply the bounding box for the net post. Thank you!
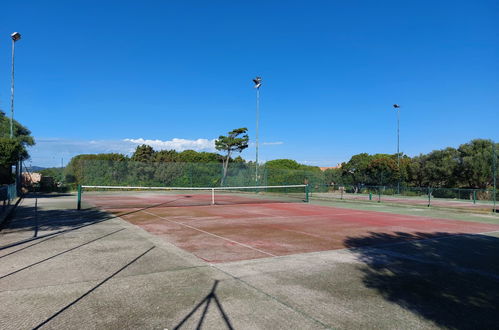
[427,186,431,207]
[211,188,215,205]
[473,190,476,204]
[305,184,310,202]
[77,185,82,210]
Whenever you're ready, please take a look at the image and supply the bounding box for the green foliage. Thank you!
[62,138,497,193]
[0,138,23,183]
[338,139,497,190]
[324,167,342,184]
[0,138,23,166]
[39,167,65,182]
[458,139,497,189]
[215,128,249,185]
[215,128,249,155]
[131,144,155,162]
[265,159,324,187]
[366,154,398,185]
[422,148,460,187]
[340,153,372,186]
[0,111,35,184]
[265,159,302,169]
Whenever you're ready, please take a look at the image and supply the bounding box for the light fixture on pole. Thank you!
[10,32,21,138]
[253,76,262,184]
[393,104,401,194]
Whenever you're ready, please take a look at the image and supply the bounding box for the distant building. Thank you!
[319,164,342,171]
[22,172,41,185]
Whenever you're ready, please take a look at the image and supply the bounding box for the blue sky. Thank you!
[1,1,498,167]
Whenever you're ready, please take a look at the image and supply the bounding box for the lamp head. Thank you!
[11,32,21,42]
[253,76,262,89]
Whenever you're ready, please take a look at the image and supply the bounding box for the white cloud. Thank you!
[124,138,216,152]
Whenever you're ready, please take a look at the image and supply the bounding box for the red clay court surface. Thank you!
[85,194,499,263]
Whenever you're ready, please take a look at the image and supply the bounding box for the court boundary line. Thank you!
[141,210,276,258]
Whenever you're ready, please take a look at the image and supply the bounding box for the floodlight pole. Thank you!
[493,141,497,213]
[393,104,401,194]
[253,77,262,185]
[10,33,21,138]
[256,87,260,184]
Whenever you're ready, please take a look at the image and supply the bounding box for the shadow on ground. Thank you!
[344,231,499,330]
[0,194,139,251]
[174,280,233,330]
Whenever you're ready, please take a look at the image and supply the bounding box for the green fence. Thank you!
[1,183,17,212]
[65,160,323,189]
[63,159,497,212]
[309,184,498,211]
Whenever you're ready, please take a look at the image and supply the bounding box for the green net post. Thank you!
[427,187,431,207]
[378,187,381,203]
[473,190,476,204]
[77,185,82,210]
[369,192,372,201]
[305,184,310,202]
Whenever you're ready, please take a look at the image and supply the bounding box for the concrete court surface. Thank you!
[1,194,498,329]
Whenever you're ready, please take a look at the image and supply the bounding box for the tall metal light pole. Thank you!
[253,77,262,185]
[493,141,497,213]
[10,32,21,138]
[393,104,401,194]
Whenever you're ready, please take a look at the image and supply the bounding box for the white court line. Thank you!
[141,210,276,257]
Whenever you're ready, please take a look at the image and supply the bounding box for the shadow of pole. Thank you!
[32,246,155,330]
[0,228,125,279]
[174,280,234,330]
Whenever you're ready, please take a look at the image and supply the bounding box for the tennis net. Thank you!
[77,184,309,210]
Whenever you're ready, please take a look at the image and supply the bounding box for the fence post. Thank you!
[427,187,431,207]
[305,184,310,202]
[473,190,476,204]
[378,186,381,203]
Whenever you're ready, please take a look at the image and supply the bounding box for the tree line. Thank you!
[0,115,492,192]
[55,138,497,192]
[325,139,498,190]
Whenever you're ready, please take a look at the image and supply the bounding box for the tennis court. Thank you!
[2,193,499,329]
[81,187,499,263]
